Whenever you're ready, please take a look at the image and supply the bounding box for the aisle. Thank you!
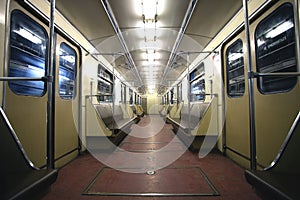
[43,115,261,200]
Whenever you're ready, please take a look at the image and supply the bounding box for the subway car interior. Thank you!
[1,0,300,199]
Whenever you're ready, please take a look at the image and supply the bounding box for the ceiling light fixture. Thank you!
[142,0,157,19]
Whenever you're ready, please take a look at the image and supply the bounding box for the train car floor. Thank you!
[43,115,261,200]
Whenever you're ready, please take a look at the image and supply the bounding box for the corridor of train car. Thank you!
[1,0,300,199]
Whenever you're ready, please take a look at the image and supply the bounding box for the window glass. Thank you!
[97,64,113,102]
[190,63,205,101]
[177,83,182,102]
[226,39,245,97]
[255,3,297,94]
[129,89,133,104]
[121,83,126,103]
[134,93,137,104]
[170,89,174,104]
[166,93,169,104]
[59,43,77,99]
[191,78,205,102]
[9,10,47,96]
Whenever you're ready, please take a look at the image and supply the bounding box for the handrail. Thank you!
[0,76,46,81]
[264,111,300,171]
[252,72,300,77]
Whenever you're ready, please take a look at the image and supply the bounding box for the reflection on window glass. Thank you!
[255,3,297,94]
[9,10,47,96]
[226,39,245,97]
[59,43,77,99]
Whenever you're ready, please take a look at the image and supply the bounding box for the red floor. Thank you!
[43,115,261,200]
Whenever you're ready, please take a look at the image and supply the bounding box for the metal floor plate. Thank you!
[82,166,219,197]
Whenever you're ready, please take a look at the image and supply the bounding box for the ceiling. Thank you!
[55,0,243,94]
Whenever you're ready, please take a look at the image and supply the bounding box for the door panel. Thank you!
[54,35,80,167]
[250,0,300,167]
[223,0,300,169]
[5,3,48,167]
[223,35,250,168]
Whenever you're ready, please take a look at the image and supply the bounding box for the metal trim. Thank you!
[54,147,79,162]
[224,145,251,161]
[0,107,39,170]
[224,145,266,169]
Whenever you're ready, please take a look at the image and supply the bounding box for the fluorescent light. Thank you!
[265,20,294,38]
[13,27,43,44]
[148,52,155,62]
[143,0,157,19]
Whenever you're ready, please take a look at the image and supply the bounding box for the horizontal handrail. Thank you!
[0,76,46,81]
[252,72,300,78]
[85,94,113,99]
[189,93,218,97]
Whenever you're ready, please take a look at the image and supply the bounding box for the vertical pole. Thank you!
[187,54,191,134]
[47,0,56,170]
[243,0,257,170]
[112,55,115,129]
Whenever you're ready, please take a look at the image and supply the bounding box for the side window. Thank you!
[58,43,77,99]
[121,83,126,103]
[97,64,113,102]
[134,92,137,104]
[177,83,182,102]
[129,89,133,104]
[226,39,245,97]
[170,89,174,104]
[255,3,297,94]
[9,10,48,96]
[190,63,205,102]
